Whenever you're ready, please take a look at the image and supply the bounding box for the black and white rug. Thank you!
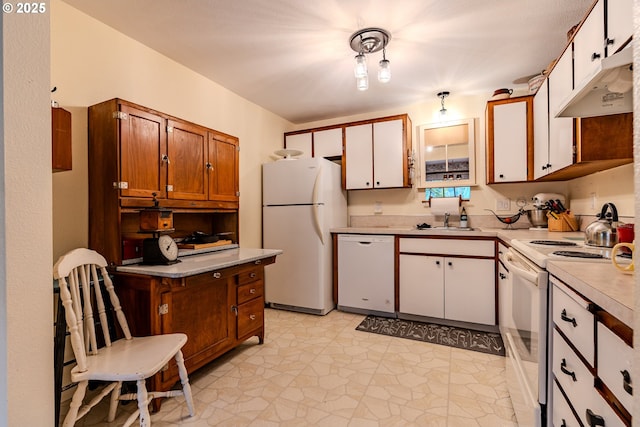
[356,315,505,357]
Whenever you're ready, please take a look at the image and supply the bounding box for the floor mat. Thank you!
[356,315,505,356]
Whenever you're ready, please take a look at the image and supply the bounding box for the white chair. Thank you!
[54,248,195,427]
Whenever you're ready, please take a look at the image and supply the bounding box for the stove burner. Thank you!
[617,252,633,259]
[552,250,605,259]
[530,240,578,246]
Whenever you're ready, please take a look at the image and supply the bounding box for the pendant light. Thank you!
[349,27,391,90]
[438,91,450,116]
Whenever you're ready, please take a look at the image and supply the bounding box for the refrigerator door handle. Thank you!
[312,167,324,245]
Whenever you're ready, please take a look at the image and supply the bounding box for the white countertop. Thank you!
[116,247,283,278]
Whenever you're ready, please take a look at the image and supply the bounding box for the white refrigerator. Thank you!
[262,157,347,315]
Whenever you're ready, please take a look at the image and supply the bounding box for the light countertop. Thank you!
[116,247,283,278]
[548,260,634,326]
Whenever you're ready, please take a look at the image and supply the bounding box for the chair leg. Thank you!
[62,381,88,427]
[107,381,123,422]
[136,379,151,427]
[175,350,195,417]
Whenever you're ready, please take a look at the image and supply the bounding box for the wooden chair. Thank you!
[53,248,195,426]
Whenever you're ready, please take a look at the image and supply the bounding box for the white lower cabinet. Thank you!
[550,277,631,427]
[399,238,496,325]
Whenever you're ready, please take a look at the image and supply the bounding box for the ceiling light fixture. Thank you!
[438,91,450,115]
[349,27,391,90]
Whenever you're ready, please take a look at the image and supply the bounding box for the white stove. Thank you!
[510,238,628,268]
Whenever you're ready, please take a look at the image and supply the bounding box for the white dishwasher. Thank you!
[337,234,395,316]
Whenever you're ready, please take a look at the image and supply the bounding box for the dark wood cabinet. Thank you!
[88,98,240,265]
[52,106,72,172]
[114,257,273,394]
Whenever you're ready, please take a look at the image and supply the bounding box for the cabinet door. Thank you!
[444,258,495,325]
[313,128,343,158]
[573,0,604,88]
[606,0,633,56]
[208,132,239,203]
[492,100,529,182]
[345,124,373,189]
[167,119,208,200]
[119,103,167,198]
[399,254,444,318]
[52,107,72,172]
[533,79,549,180]
[547,48,575,176]
[285,133,312,158]
[166,272,235,378]
[373,119,404,188]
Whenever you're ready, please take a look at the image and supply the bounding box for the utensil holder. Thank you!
[548,213,578,232]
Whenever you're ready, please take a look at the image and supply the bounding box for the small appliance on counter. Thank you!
[526,192,567,229]
[585,202,619,247]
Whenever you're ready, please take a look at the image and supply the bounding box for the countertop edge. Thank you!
[115,248,283,278]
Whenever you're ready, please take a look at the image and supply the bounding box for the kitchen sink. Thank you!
[430,226,476,231]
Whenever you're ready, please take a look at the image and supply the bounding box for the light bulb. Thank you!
[378,59,391,83]
[356,75,369,91]
[354,53,367,78]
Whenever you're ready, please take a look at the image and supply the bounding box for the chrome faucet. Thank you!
[444,212,450,228]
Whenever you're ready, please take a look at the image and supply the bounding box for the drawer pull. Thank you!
[250,272,257,278]
[621,369,633,395]
[249,314,256,321]
[249,288,256,294]
[231,305,238,315]
[560,309,577,327]
[499,273,506,280]
[585,409,604,427]
[212,272,222,279]
[560,358,577,382]
[560,420,567,427]
[254,259,262,265]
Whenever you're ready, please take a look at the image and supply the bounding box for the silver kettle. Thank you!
[584,202,618,247]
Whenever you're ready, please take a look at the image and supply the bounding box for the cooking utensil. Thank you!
[485,208,524,229]
[585,202,619,247]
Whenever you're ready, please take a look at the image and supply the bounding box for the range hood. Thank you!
[555,47,633,118]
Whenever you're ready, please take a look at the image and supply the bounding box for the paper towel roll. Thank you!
[430,197,460,215]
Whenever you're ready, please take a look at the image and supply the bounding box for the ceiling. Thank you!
[62,0,592,124]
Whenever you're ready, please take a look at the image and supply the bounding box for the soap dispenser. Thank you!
[460,207,468,228]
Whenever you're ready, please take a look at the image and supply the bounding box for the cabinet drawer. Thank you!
[553,330,594,425]
[237,297,264,338]
[399,238,494,257]
[553,380,580,427]
[552,281,594,366]
[597,322,633,412]
[237,281,264,305]
[238,267,263,286]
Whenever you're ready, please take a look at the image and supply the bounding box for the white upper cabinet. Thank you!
[284,133,312,158]
[345,116,411,190]
[547,48,575,175]
[372,119,405,188]
[572,0,604,88]
[486,97,532,183]
[606,0,633,56]
[312,128,343,158]
[345,124,374,189]
[533,78,549,180]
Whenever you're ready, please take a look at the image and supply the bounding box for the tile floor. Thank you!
[63,308,518,426]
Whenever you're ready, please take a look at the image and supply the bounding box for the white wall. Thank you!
[50,0,290,260]
[1,7,54,426]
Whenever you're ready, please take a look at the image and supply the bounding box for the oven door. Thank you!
[503,248,548,427]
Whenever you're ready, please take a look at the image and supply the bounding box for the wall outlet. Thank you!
[496,198,510,211]
[374,201,383,214]
[590,192,597,209]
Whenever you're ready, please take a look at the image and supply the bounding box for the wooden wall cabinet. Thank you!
[88,98,240,265]
[114,257,274,396]
[52,106,72,172]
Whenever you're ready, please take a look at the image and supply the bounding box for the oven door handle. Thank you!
[504,250,539,283]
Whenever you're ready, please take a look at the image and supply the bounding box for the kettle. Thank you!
[585,203,618,247]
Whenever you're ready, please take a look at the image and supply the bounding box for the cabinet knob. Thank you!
[161,154,170,164]
[499,174,504,179]
[585,409,605,427]
[560,420,567,427]
[376,181,380,186]
[250,288,256,294]
[206,162,213,170]
[447,261,453,267]
[230,305,238,315]
[212,272,222,279]
[606,37,615,46]
[435,260,440,266]
[254,259,262,265]
[365,181,370,186]
[541,165,547,170]
[250,272,257,278]
[591,52,601,61]
[499,273,506,280]
[249,314,256,321]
